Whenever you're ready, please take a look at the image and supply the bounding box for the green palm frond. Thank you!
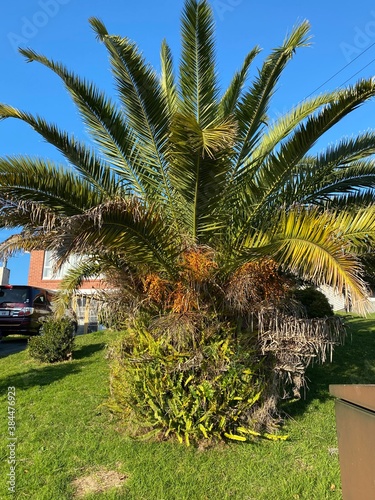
[246,92,336,174]
[52,258,104,317]
[55,199,181,279]
[161,40,178,113]
[271,134,375,207]
[19,47,152,198]
[59,258,103,292]
[89,19,187,233]
[278,80,375,166]
[179,0,219,127]
[218,46,261,119]
[233,78,375,248]
[334,205,375,251]
[319,132,375,166]
[0,104,118,197]
[324,191,375,210]
[233,21,311,172]
[305,160,375,202]
[272,208,367,303]
[168,112,236,237]
[90,18,169,150]
[0,157,103,213]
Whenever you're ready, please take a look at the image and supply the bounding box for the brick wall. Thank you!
[27,250,104,291]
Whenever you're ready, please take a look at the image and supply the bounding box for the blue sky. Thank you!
[1,0,375,283]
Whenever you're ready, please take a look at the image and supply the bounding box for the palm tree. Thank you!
[1,1,375,304]
[1,0,375,439]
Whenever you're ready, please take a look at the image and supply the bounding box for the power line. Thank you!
[339,56,375,87]
[305,40,375,99]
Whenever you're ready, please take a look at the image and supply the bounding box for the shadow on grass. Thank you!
[0,336,108,392]
[72,341,107,360]
[0,358,99,393]
[282,315,375,418]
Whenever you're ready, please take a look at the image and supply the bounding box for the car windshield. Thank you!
[0,287,29,306]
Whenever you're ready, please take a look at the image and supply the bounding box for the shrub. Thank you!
[28,317,76,363]
[107,315,285,445]
[292,286,334,318]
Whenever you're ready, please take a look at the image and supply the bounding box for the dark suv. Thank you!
[0,285,55,337]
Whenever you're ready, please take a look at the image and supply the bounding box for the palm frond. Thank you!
[233,21,311,172]
[0,156,103,213]
[168,113,236,237]
[90,18,169,150]
[304,160,375,203]
[252,208,368,304]
[0,231,48,261]
[334,205,375,252]
[179,0,219,127]
[247,92,336,174]
[218,46,261,119]
[89,19,186,232]
[54,199,181,279]
[161,40,178,113]
[323,190,375,210]
[19,47,152,198]
[52,258,104,317]
[233,78,375,248]
[0,104,118,197]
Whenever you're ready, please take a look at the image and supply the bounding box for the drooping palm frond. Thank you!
[51,257,105,317]
[0,198,61,234]
[314,131,375,167]
[232,79,375,248]
[19,48,154,198]
[226,206,370,305]
[302,160,375,202]
[0,105,118,197]
[270,208,368,304]
[0,157,103,214]
[324,191,375,210]
[51,199,181,279]
[0,231,51,261]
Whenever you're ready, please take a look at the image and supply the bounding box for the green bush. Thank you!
[28,317,76,363]
[292,286,334,318]
[107,316,284,445]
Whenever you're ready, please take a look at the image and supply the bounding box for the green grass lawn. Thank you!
[1,314,374,499]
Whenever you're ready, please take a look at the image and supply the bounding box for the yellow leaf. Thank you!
[224,432,247,441]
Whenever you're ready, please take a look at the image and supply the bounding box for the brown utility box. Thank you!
[329,385,375,500]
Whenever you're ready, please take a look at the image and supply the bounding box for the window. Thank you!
[42,251,82,280]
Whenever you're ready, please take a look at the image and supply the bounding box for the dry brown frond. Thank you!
[226,258,291,312]
[257,308,346,398]
[170,282,199,313]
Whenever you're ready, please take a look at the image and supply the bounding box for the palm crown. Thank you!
[1,0,375,309]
